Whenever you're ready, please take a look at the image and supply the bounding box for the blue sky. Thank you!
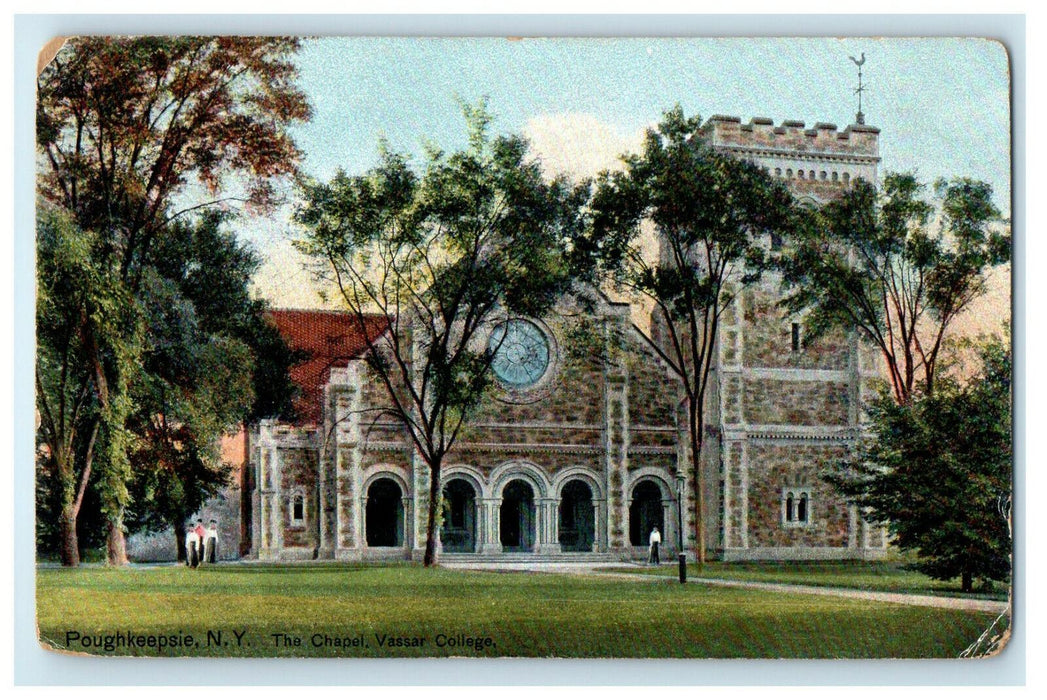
[291,37,1010,195]
[246,36,1011,306]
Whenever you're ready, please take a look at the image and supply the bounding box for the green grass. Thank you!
[604,560,1011,601]
[36,562,1005,659]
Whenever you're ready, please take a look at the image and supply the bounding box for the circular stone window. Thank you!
[489,319,551,389]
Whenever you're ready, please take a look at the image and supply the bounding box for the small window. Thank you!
[775,167,782,177]
[791,323,801,352]
[798,170,805,179]
[782,488,812,527]
[842,172,851,185]
[819,171,827,181]
[786,168,793,178]
[289,490,306,526]
[808,170,815,180]
[831,171,839,182]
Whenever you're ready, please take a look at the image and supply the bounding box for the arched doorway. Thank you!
[629,480,664,546]
[559,480,595,552]
[441,478,477,553]
[500,479,536,551]
[366,478,404,547]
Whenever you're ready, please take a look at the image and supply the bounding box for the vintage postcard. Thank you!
[33,34,1013,660]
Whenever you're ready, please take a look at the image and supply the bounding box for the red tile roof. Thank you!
[266,309,389,426]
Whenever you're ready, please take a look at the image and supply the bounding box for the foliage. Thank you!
[823,334,1012,592]
[36,36,310,564]
[583,105,797,563]
[294,102,589,565]
[37,36,310,280]
[780,173,1009,403]
[125,211,307,557]
[35,207,142,565]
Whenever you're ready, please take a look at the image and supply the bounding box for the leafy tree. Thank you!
[125,212,301,559]
[582,106,796,565]
[824,334,1011,592]
[294,104,588,566]
[35,207,142,566]
[780,173,1009,404]
[36,37,310,564]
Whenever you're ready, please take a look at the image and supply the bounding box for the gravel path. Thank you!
[441,561,1010,614]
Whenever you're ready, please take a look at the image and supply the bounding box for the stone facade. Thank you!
[242,115,889,563]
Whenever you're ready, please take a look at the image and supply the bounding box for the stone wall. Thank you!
[743,289,850,370]
[743,378,850,426]
[279,447,318,549]
[745,442,850,549]
[126,484,241,562]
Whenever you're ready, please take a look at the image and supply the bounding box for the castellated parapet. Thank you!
[703,115,881,202]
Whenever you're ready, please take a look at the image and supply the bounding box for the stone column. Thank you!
[402,496,414,553]
[538,498,561,554]
[481,498,502,554]
[592,500,603,552]
[662,500,673,556]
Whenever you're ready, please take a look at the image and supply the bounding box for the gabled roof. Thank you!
[266,309,389,426]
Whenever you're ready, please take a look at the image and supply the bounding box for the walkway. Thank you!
[441,561,1010,614]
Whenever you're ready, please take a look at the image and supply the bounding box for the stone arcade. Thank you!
[241,116,889,562]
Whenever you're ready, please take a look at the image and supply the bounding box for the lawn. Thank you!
[36,562,1003,659]
[605,560,1011,601]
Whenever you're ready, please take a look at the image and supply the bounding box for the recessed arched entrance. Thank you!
[629,480,664,546]
[441,478,477,553]
[500,479,536,551]
[559,480,595,552]
[366,478,404,547]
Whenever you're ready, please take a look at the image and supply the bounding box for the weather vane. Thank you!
[849,52,866,125]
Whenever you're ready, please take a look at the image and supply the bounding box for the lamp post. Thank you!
[675,471,686,584]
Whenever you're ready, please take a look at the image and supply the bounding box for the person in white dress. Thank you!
[185,525,200,568]
[204,520,219,564]
[648,526,661,565]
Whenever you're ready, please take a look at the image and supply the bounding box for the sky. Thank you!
[234,36,1012,309]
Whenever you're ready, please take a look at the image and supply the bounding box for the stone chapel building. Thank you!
[240,115,889,562]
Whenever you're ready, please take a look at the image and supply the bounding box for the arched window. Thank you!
[842,172,851,185]
[782,487,812,527]
[786,168,793,178]
[774,167,782,177]
[831,171,839,182]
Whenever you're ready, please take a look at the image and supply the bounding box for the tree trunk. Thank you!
[688,397,706,567]
[58,505,80,567]
[962,570,973,593]
[173,521,187,563]
[106,518,129,566]
[423,459,442,567]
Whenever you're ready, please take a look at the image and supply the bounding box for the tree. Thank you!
[36,37,310,564]
[824,333,1011,592]
[294,105,587,566]
[35,207,142,566]
[582,106,796,565]
[125,212,302,560]
[780,173,1009,404]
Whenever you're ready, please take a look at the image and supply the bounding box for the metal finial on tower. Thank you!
[849,52,866,125]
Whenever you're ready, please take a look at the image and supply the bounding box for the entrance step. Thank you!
[439,553,622,564]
